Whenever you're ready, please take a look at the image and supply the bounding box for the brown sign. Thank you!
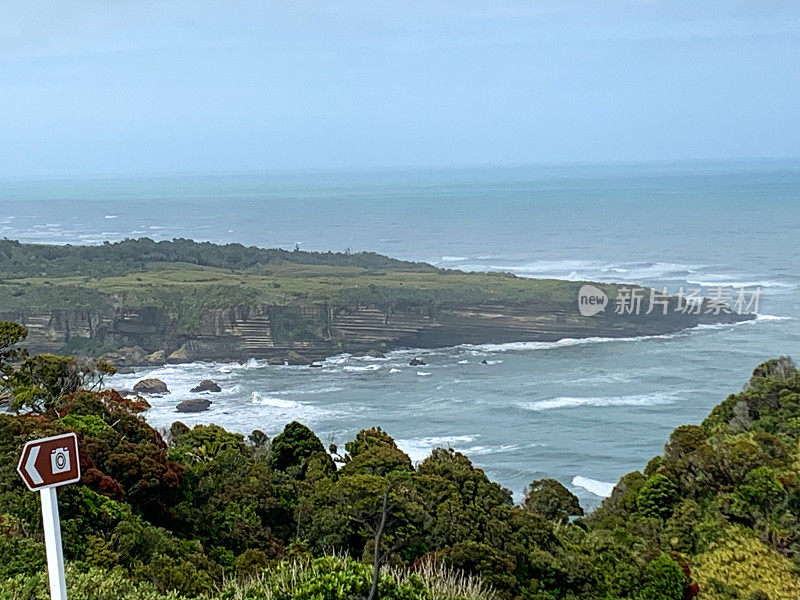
[17,433,81,491]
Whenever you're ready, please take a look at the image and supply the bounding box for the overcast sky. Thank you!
[1,1,799,177]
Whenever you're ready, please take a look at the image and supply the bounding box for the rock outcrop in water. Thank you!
[175,398,212,412]
[133,378,169,395]
[190,380,221,393]
[287,351,313,366]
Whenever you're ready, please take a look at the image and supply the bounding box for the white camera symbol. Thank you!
[50,447,71,475]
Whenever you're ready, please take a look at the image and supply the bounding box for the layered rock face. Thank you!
[2,298,752,365]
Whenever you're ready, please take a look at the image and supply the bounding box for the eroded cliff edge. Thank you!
[1,298,751,367]
[0,238,753,366]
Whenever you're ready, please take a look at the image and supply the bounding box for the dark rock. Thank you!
[175,398,212,413]
[287,351,313,366]
[409,358,426,366]
[267,357,286,366]
[133,378,169,395]
[115,366,135,374]
[481,359,488,365]
[366,349,386,359]
[190,379,222,393]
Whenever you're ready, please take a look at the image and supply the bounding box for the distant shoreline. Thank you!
[0,238,754,371]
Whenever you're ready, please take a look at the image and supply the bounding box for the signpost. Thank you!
[17,432,81,600]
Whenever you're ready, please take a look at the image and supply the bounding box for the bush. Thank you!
[635,553,687,600]
[637,474,678,520]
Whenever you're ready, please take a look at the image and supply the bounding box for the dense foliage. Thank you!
[2,321,799,599]
[0,238,438,279]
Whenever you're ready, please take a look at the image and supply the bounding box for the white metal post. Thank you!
[40,487,68,600]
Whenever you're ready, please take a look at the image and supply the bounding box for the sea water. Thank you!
[3,160,799,508]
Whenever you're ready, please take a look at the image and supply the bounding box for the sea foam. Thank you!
[572,476,615,498]
[519,392,677,411]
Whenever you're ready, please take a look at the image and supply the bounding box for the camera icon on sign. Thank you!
[51,447,71,475]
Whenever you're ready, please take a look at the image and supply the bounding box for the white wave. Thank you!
[343,364,380,372]
[472,259,703,283]
[417,371,431,376]
[458,313,784,355]
[457,359,469,364]
[462,336,640,353]
[279,386,344,395]
[350,354,389,362]
[440,256,469,262]
[556,372,636,385]
[572,476,615,498]
[687,279,794,289]
[755,314,792,322]
[250,392,297,408]
[324,353,352,365]
[104,215,118,219]
[389,368,402,373]
[396,435,479,462]
[463,444,521,456]
[520,392,677,411]
[690,314,791,332]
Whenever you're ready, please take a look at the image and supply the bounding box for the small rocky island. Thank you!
[0,238,752,367]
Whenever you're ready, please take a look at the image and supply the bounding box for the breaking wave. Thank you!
[519,392,678,411]
[572,476,616,498]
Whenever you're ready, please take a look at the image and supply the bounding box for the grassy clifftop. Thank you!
[0,238,613,316]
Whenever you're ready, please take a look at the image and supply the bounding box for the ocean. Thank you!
[3,160,799,508]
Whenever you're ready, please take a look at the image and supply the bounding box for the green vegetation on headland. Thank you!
[2,321,800,599]
[0,238,607,327]
[0,237,594,306]
[0,238,749,366]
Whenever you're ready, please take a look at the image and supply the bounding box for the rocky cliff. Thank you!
[1,297,752,367]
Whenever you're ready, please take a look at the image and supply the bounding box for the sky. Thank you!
[1,1,799,177]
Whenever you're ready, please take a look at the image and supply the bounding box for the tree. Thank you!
[0,320,28,365]
[268,421,331,475]
[2,352,115,413]
[0,320,28,407]
[323,472,428,600]
[664,425,708,462]
[637,474,678,520]
[523,478,583,524]
[635,553,687,600]
[338,427,413,476]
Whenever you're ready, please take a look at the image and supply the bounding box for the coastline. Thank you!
[111,314,768,375]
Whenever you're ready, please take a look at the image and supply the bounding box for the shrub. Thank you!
[637,474,678,520]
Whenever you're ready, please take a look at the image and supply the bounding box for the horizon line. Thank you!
[2,156,799,183]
